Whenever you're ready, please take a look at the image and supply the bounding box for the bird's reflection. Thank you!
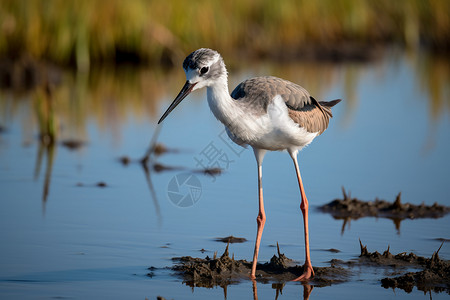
[252,279,313,300]
[140,124,163,226]
[118,125,165,225]
[141,159,162,226]
[182,279,314,300]
[131,122,227,225]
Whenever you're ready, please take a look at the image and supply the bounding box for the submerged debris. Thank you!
[152,143,168,156]
[319,188,450,220]
[214,236,247,243]
[60,139,85,150]
[75,181,108,188]
[200,167,223,176]
[118,155,131,165]
[152,163,184,172]
[359,241,450,293]
[96,181,107,187]
[435,238,450,243]
[324,248,341,253]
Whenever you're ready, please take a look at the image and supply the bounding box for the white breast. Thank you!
[245,95,318,151]
[210,91,318,152]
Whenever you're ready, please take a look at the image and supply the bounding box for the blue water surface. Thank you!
[0,52,449,299]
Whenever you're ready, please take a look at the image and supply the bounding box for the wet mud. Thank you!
[375,245,450,293]
[351,241,450,294]
[170,244,349,288]
[163,241,449,295]
[319,188,450,220]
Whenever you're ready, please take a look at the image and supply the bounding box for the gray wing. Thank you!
[230,76,312,115]
[231,76,340,134]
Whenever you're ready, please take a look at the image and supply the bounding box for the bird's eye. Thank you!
[200,66,209,75]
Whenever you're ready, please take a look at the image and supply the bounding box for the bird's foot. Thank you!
[292,264,314,282]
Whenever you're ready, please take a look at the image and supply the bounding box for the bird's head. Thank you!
[158,48,226,124]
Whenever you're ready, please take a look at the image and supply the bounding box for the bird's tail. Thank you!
[318,99,341,118]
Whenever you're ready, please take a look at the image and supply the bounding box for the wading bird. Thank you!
[158,48,340,281]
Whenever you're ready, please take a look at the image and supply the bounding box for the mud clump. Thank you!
[359,241,450,294]
[381,259,450,294]
[319,188,450,220]
[172,244,250,288]
[171,243,349,288]
[214,236,247,243]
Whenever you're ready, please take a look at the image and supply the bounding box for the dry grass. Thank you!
[0,0,449,69]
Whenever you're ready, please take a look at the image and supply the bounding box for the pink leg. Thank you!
[251,148,266,279]
[290,151,314,281]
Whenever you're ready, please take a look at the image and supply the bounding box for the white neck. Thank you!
[205,73,266,147]
[206,76,242,127]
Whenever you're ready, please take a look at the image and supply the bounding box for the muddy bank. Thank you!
[352,241,450,294]
[318,188,450,220]
[164,241,449,294]
[378,248,449,293]
[170,243,349,288]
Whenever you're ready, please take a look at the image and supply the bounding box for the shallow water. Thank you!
[0,51,449,299]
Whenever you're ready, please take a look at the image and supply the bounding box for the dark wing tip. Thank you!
[309,96,326,115]
[321,99,342,107]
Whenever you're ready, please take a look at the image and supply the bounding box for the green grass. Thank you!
[0,0,449,69]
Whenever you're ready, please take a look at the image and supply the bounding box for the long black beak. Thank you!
[158,81,197,124]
